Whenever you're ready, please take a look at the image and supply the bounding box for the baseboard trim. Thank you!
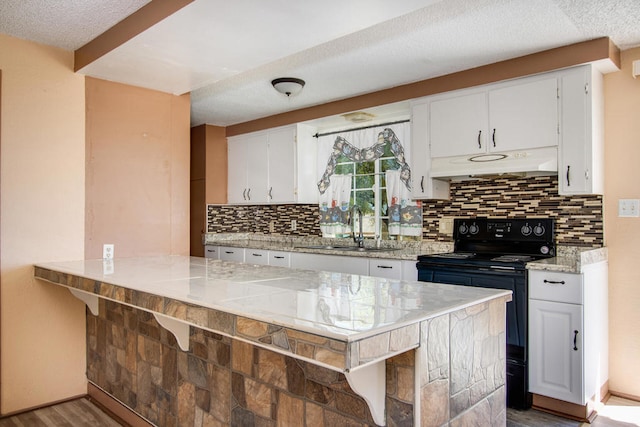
[0,393,87,418]
[608,389,640,403]
[87,383,152,427]
[532,394,598,423]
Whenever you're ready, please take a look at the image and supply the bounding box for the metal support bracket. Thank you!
[69,288,99,316]
[345,361,386,426]
[153,313,190,352]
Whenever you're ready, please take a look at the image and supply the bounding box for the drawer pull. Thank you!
[273,256,285,259]
[377,265,393,269]
[252,253,263,257]
[543,279,566,285]
[225,251,234,254]
[573,330,579,351]
[207,249,215,252]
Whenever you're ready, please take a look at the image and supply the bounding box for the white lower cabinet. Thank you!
[204,245,219,259]
[219,246,245,262]
[290,252,369,276]
[528,264,608,408]
[268,251,291,267]
[368,259,403,279]
[245,249,269,265]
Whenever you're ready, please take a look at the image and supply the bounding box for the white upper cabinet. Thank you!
[558,65,604,195]
[488,77,559,152]
[429,75,559,159]
[430,91,488,158]
[227,124,317,205]
[409,100,450,200]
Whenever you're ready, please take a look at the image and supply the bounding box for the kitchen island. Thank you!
[35,256,511,426]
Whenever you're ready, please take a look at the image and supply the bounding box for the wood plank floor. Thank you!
[508,396,640,427]
[0,398,122,427]
[0,395,637,426]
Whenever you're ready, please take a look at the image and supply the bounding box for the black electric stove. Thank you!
[417,218,555,409]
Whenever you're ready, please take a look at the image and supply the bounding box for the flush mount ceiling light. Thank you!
[271,77,305,97]
[342,111,375,123]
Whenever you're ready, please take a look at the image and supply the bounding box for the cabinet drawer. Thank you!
[529,270,582,304]
[219,246,245,262]
[269,251,291,267]
[246,249,269,265]
[204,245,219,259]
[369,259,403,280]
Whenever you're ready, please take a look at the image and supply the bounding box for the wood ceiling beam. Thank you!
[74,0,194,72]
[227,37,620,137]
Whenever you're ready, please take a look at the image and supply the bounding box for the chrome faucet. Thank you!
[350,205,365,248]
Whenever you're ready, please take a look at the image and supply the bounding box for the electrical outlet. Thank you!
[269,220,276,233]
[619,199,640,217]
[291,220,297,231]
[103,244,114,260]
[439,217,454,234]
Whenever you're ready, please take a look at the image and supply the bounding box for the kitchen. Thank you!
[1,1,640,426]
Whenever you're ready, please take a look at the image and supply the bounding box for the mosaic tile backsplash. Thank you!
[208,176,603,247]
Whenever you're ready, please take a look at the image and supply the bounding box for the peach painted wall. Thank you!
[85,78,190,258]
[0,34,87,414]
[604,47,640,399]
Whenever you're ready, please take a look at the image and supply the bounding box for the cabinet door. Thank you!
[410,102,450,200]
[558,66,603,195]
[268,251,291,267]
[227,138,248,204]
[430,91,487,158]
[267,127,296,203]
[529,299,583,404]
[488,78,558,152]
[245,133,269,203]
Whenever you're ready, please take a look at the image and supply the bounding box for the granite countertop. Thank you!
[203,233,607,273]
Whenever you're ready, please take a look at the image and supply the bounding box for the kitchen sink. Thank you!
[296,245,400,252]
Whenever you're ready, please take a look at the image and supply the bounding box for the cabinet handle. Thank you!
[566,165,571,187]
[247,188,251,200]
[573,330,579,351]
[225,251,234,254]
[242,189,247,200]
[492,128,496,147]
[269,187,273,200]
[543,279,566,285]
[477,130,482,149]
[252,253,262,257]
[420,176,424,193]
[377,265,393,269]
[274,256,285,259]
[207,249,215,253]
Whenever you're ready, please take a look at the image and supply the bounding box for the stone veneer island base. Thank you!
[35,256,510,426]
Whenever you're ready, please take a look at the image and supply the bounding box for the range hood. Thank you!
[430,146,558,180]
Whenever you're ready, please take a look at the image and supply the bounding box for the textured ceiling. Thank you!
[2,0,640,130]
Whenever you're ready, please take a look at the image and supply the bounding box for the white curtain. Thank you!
[318,174,352,237]
[386,170,422,237]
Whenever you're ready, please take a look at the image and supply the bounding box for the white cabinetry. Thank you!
[245,249,269,265]
[204,245,219,259]
[558,65,604,195]
[528,263,608,409]
[227,124,317,205]
[219,246,245,262]
[290,252,369,276]
[430,76,559,158]
[409,100,450,200]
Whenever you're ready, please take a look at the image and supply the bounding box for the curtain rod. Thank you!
[312,119,410,138]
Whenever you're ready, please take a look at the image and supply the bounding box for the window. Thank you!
[333,143,401,239]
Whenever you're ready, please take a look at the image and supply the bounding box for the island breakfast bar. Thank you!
[35,256,511,426]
